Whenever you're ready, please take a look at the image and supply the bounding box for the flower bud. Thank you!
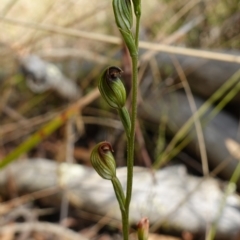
[90,142,116,180]
[112,0,137,55]
[98,66,126,109]
[137,217,149,240]
[112,0,133,32]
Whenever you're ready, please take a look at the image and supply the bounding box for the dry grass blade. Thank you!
[141,15,204,63]
[0,15,120,46]
[171,55,209,176]
[0,88,100,169]
[153,69,240,169]
[1,16,240,63]
[139,42,240,63]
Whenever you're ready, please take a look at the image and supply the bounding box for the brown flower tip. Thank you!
[106,66,123,81]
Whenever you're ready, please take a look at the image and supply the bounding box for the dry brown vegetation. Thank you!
[0,0,240,239]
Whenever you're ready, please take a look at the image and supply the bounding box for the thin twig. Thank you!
[59,117,75,225]
[141,15,204,63]
[1,16,240,63]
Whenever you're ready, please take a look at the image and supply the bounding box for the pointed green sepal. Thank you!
[119,28,137,56]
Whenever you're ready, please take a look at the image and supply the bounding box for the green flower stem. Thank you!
[125,54,138,224]
[110,1,141,239]
[135,15,141,49]
[112,176,126,212]
[111,176,128,240]
[118,107,131,139]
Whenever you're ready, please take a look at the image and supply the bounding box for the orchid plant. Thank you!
[90,0,143,239]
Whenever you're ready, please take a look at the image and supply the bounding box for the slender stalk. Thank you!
[111,177,128,240]
[122,212,129,240]
[114,43,139,240]
[125,54,138,223]
[118,107,131,139]
[135,15,141,49]
[124,10,141,238]
[112,177,126,213]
